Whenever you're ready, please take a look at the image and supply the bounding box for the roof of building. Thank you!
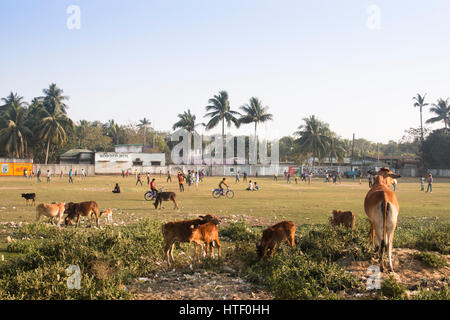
[60,149,94,157]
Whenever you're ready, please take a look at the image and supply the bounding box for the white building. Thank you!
[95,144,165,174]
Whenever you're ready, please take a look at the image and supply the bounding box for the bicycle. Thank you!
[144,188,163,201]
[211,188,234,199]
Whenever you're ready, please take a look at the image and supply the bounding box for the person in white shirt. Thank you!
[246,180,253,191]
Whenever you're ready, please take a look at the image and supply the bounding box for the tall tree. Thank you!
[204,90,240,163]
[413,93,428,142]
[239,97,273,140]
[172,109,204,133]
[104,119,122,145]
[294,115,331,166]
[0,93,31,158]
[138,117,151,146]
[426,98,450,134]
[38,84,73,164]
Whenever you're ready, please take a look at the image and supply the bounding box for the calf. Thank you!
[22,193,36,206]
[188,221,221,262]
[36,202,65,226]
[162,214,220,264]
[64,201,99,227]
[99,208,113,223]
[154,191,179,210]
[329,210,355,229]
[256,221,296,259]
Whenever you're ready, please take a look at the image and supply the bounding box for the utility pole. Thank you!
[351,133,355,170]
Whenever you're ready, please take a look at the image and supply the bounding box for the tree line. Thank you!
[1,86,449,167]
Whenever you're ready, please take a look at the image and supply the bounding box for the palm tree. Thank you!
[41,83,69,114]
[239,97,273,140]
[413,93,428,141]
[76,120,91,147]
[326,135,346,164]
[138,118,151,146]
[426,98,450,134]
[204,91,240,163]
[0,95,31,158]
[38,84,73,164]
[104,119,121,145]
[294,115,331,166]
[1,92,27,115]
[172,109,204,133]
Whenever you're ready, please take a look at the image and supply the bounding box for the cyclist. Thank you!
[150,178,157,195]
[218,177,228,195]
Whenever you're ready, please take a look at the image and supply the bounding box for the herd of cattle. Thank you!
[21,167,401,273]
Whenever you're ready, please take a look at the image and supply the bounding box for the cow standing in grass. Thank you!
[36,202,65,227]
[364,167,401,272]
[64,201,100,228]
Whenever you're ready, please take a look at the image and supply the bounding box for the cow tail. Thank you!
[381,196,390,255]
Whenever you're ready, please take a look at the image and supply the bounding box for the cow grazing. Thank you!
[22,193,36,206]
[162,214,220,264]
[99,208,113,223]
[36,202,65,226]
[64,201,100,227]
[329,210,355,229]
[154,191,179,210]
[364,167,401,272]
[188,221,221,262]
[256,221,296,259]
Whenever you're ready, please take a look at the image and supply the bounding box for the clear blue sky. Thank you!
[1,0,449,143]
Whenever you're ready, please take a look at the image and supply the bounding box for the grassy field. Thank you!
[0,175,449,225]
[0,174,449,300]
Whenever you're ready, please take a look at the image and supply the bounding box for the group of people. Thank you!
[420,174,434,193]
[27,168,86,183]
[246,180,259,191]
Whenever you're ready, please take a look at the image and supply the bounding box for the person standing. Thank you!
[393,178,398,191]
[195,170,199,189]
[37,169,42,183]
[420,176,425,191]
[122,169,125,178]
[426,174,433,193]
[136,173,143,186]
[147,173,150,186]
[46,170,51,183]
[178,174,185,192]
[287,173,291,184]
[274,172,278,181]
[69,169,73,184]
[243,172,247,182]
[167,171,172,182]
[235,171,240,183]
[81,168,86,180]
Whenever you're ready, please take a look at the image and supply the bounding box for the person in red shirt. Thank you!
[150,178,157,194]
[219,177,228,195]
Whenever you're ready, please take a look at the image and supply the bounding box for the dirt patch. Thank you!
[337,248,450,292]
[131,269,273,300]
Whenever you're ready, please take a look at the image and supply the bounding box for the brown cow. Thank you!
[256,221,296,259]
[188,221,221,262]
[154,192,179,210]
[64,201,99,228]
[36,202,65,226]
[162,214,220,264]
[329,210,355,229]
[364,167,401,272]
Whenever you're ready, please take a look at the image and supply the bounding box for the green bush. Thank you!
[0,219,164,299]
[381,275,407,299]
[244,246,362,299]
[395,218,449,254]
[220,221,262,242]
[414,252,448,268]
